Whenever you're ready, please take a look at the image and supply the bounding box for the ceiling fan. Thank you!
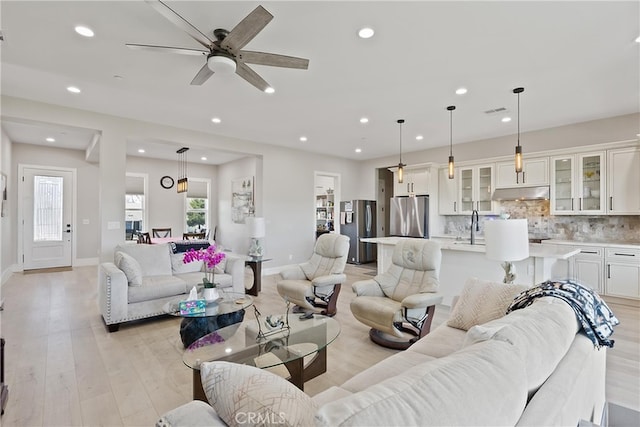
[126,0,309,92]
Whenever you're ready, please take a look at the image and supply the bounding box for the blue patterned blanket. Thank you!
[507,279,619,348]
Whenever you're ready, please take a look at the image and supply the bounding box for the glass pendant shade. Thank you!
[446,105,456,179]
[396,119,405,184]
[515,145,523,173]
[176,147,189,193]
[513,87,524,174]
[448,155,455,179]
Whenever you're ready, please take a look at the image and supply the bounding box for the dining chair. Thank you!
[152,228,172,238]
[136,231,151,244]
[183,232,206,240]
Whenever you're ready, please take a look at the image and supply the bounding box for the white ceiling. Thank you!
[1,1,639,165]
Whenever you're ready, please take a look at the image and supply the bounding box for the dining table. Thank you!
[150,236,185,245]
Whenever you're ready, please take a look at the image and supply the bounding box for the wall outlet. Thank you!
[82,219,90,225]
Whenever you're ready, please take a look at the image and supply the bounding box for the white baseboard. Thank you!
[73,257,99,267]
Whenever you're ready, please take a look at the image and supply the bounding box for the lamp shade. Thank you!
[484,219,529,262]
[246,217,265,238]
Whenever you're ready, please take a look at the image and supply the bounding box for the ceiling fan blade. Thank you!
[221,5,273,53]
[145,0,213,49]
[236,62,270,92]
[239,51,309,69]
[190,63,214,85]
[126,43,208,56]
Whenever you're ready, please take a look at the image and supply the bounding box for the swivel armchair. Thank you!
[276,233,350,317]
[350,239,443,349]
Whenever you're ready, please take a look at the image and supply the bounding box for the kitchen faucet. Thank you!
[470,209,479,245]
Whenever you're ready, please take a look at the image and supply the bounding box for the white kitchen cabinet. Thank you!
[572,246,604,293]
[394,167,430,196]
[458,164,495,214]
[438,167,459,215]
[607,147,640,214]
[495,157,548,188]
[605,247,640,299]
[550,152,605,215]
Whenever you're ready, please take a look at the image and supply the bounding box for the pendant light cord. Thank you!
[397,119,404,164]
[449,109,453,156]
[517,91,520,148]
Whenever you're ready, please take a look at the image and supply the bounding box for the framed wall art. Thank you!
[231,176,254,224]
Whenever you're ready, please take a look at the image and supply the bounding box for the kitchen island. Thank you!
[361,236,580,305]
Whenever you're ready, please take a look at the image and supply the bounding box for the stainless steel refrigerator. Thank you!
[340,200,376,264]
[390,196,429,238]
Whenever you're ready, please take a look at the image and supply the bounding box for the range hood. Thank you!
[491,186,550,201]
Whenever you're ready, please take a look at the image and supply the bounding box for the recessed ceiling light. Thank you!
[416,135,424,141]
[66,86,81,93]
[211,117,221,124]
[355,148,362,153]
[264,87,275,94]
[299,136,308,142]
[74,25,94,37]
[45,137,55,142]
[455,87,468,95]
[360,117,369,124]
[201,156,207,161]
[501,117,512,123]
[358,27,375,39]
[138,149,145,153]
[635,36,640,43]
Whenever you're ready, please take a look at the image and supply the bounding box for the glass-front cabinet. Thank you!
[551,152,605,215]
[458,164,495,214]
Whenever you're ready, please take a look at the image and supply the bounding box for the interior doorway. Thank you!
[314,172,341,238]
[20,165,75,270]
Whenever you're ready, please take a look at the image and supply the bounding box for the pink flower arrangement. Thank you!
[183,244,226,287]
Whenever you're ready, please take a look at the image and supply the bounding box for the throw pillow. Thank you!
[200,361,318,427]
[170,252,203,274]
[114,251,143,286]
[446,277,528,331]
[213,257,227,275]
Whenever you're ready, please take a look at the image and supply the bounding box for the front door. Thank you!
[22,167,73,270]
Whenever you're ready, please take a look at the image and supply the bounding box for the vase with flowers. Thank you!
[183,244,226,301]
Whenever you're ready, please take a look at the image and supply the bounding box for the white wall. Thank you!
[0,130,14,283]
[12,143,100,263]
[1,96,366,270]
[126,156,219,238]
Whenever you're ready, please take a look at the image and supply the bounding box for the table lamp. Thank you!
[247,217,266,257]
[484,218,529,284]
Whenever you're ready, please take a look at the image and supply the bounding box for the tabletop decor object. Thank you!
[184,243,226,301]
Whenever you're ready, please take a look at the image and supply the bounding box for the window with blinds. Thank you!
[186,180,209,234]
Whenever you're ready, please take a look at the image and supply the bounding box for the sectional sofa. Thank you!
[98,243,245,331]
[158,278,608,426]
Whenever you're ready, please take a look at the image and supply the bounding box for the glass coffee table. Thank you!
[183,312,340,401]
[163,291,253,347]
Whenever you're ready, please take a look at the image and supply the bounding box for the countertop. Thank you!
[360,236,580,260]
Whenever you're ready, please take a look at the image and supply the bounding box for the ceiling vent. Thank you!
[484,107,507,115]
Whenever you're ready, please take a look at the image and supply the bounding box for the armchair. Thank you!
[276,233,350,317]
[350,239,443,349]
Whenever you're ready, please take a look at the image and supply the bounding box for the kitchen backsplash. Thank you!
[443,200,640,244]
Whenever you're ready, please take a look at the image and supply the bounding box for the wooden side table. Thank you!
[245,257,272,296]
[1,338,7,415]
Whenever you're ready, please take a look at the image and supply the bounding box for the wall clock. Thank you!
[160,175,174,189]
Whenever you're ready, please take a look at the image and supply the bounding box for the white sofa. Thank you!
[98,243,245,332]
[157,278,608,426]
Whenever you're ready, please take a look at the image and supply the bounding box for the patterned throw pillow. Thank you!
[446,277,528,331]
[200,361,318,427]
[114,251,143,286]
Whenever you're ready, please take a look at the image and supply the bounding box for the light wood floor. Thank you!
[0,264,638,426]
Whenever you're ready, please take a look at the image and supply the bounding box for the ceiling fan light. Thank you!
[207,55,236,74]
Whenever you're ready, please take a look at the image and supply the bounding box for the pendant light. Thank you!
[513,87,524,174]
[396,119,405,184]
[447,105,456,179]
[176,147,189,193]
